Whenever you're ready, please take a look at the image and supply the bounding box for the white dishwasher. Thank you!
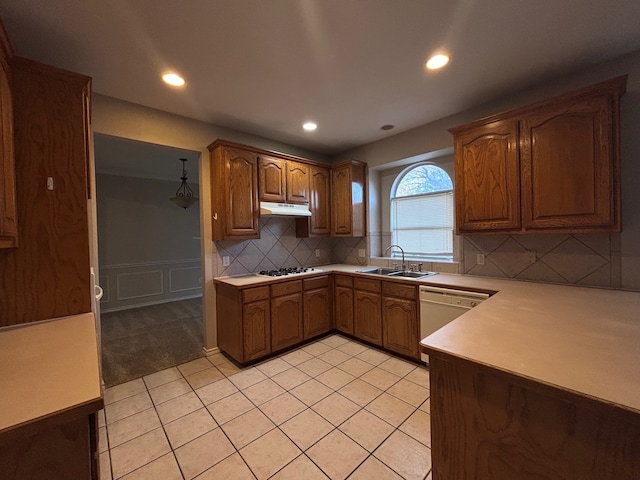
[419,285,489,364]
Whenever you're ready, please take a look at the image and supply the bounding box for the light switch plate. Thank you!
[222,256,230,267]
[476,253,485,265]
[525,250,536,264]
[358,249,366,258]
[315,249,320,258]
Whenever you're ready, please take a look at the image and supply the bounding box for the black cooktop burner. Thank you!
[257,267,317,277]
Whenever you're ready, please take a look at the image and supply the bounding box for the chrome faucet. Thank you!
[385,244,406,271]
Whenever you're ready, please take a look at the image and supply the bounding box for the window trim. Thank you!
[390,162,454,260]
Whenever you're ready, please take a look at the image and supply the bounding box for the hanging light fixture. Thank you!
[170,158,198,209]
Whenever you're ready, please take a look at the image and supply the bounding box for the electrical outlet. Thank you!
[358,249,366,258]
[476,253,485,265]
[525,250,537,264]
[222,256,230,267]
[315,249,320,258]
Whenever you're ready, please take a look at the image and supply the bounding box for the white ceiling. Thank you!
[2,1,640,155]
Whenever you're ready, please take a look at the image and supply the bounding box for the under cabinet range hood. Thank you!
[260,201,312,217]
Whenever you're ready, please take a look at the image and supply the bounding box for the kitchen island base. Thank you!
[428,354,640,480]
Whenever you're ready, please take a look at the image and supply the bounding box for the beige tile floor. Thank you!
[99,334,433,480]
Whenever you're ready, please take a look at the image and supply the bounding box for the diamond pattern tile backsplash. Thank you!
[214,217,368,277]
[463,233,621,288]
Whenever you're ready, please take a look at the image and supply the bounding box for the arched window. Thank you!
[390,163,454,258]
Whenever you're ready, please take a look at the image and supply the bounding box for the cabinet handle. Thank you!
[213,213,218,220]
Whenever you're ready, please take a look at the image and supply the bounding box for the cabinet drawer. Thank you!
[304,275,329,290]
[382,281,416,300]
[354,277,381,293]
[271,280,302,297]
[335,275,353,288]
[243,286,269,303]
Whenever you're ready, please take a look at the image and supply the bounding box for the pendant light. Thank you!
[170,158,198,209]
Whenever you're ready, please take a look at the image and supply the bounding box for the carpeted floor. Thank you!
[100,298,204,387]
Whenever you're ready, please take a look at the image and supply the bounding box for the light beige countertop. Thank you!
[0,313,103,443]
[215,264,640,414]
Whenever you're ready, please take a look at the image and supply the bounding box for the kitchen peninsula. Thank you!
[0,313,103,479]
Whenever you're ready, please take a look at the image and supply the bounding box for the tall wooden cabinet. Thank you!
[331,160,366,237]
[451,76,626,234]
[0,25,17,249]
[1,57,92,326]
[209,140,260,240]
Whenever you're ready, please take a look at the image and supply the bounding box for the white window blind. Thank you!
[391,190,453,256]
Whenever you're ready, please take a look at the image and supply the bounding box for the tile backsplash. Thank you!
[214,217,368,277]
[462,233,621,288]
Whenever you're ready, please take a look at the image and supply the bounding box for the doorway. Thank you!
[93,134,203,386]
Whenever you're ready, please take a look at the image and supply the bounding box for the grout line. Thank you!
[104,333,432,480]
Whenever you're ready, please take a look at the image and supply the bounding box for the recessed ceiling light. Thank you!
[162,72,186,87]
[303,122,317,131]
[426,54,450,70]
[380,124,395,131]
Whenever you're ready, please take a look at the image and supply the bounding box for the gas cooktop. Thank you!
[256,267,321,277]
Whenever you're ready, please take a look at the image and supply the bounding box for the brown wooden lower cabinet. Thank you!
[428,354,640,480]
[271,281,303,353]
[216,273,422,364]
[243,298,271,362]
[381,281,419,359]
[382,298,418,359]
[303,276,332,339]
[354,278,382,345]
[335,286,354,335]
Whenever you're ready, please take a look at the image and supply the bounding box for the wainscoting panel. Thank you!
[169,267,202,293]
[117,270,163,300]
[100,259,202,312]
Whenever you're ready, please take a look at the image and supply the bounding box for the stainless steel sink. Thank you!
[357,267,437,279]
[357,267,400,275]
[388,270,436,279]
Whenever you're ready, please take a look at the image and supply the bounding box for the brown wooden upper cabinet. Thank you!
[0,23,17,249]
[209,140,260,240]
[450,76,627,234]
[258,155,286,203]
[286,161,310,204]
[331,160,366,237]
[258,157,309,205]
[296,165,331,237]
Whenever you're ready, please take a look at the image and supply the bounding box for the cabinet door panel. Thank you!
[521,96,616,230]
[271,292,303,352]
[304,287,331,339]
[309,166,331,235]
[354,290,382,345]
[286,161,310,204]
[331,164,352,235]
[335,285,354,335]
[382,296,418,359]
[259,156,286,202]
[243,299,271,362]
[454,120,520,233]
[226,149,260,237]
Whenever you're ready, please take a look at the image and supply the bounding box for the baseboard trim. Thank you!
[203,346,220,357]
[100,294,202,313]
